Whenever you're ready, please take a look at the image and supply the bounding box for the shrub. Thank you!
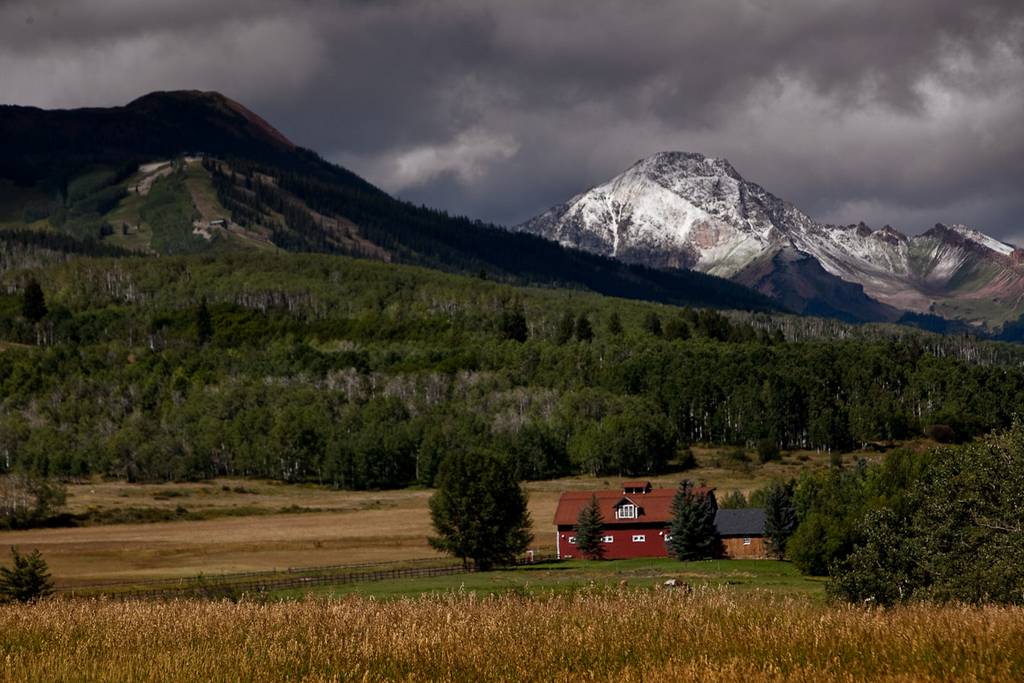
[923,423,956,444]
[757,439,781,463]
[676,448,697,471]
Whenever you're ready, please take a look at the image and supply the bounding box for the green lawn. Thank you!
[276,558,824,600]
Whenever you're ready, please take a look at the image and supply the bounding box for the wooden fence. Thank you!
[61,556,458,593]
[62,554,560,600]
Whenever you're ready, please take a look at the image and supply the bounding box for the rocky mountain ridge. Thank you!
[514,152,1024,325]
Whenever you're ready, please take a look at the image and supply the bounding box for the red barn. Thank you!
[553,481,767,560]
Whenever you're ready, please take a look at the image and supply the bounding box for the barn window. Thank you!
[568,536,576,544]
[743,537,751,545]
[616,504,637,519]
[601,535,614,543]
[632,535,646,542]
[664,534,673,542]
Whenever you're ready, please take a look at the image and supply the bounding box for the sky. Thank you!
[2,0,1022,241]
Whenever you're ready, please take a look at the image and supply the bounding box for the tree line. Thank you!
[2,256,1024,487]
[788,422,1024,605]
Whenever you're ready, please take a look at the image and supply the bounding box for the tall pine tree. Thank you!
[642,311,662,337]
[21,279,47,323]
[195,298,213,346]
[667,480,721,561]
[574,495,605,559]
[763,480,797,559]
[574,314,594,342]
[499,305,528,342]
[607,311,623,336]
[555,312,575,344]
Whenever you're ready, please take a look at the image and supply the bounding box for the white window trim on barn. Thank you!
[601,535,614,543]
[568,536,576,544]
[616,503,637,519]
[632,535,646,542]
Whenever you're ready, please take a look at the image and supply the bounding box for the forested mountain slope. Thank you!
[2,252,1023,487]
[0,91,776,314]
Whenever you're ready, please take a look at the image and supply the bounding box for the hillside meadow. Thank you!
[1,590,1022,682]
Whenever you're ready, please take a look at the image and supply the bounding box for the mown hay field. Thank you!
[1,451,843,586]
[1,590,1022,682]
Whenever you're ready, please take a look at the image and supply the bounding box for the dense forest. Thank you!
[2,252,1024,488]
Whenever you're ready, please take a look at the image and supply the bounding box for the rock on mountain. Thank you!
[514,152,1024,326]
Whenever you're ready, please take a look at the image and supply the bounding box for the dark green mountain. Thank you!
[0,91,778,313]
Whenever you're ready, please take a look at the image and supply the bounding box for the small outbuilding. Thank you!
[713,508,768,559]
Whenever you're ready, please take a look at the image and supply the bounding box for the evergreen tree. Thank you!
[428,451,533,570]
[667,480,721,561]
[0,548,54,603]
[499,306,528,342]
[21,279,47,323]
[195,298,214,346]
[763,481,796,559]
[556,312,575,344]
[663,316,690,341]
[718,490,748,509]
[574,495,605,559]
[642,311,662,337]
[607,311,623,336]
[574,314,594,342]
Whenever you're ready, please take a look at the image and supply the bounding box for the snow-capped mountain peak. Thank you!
[515,150,811,277]
[512,152,1024,326]
[945,223,1016,257]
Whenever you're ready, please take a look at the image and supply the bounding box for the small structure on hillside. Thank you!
[553,481,768,560]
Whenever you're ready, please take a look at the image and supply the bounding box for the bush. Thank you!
[923,423,956,444]
[715,449,751,472]
[756,439,781,463]
[676,448,697,471]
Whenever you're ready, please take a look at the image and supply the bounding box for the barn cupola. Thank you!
[622,481,651,495]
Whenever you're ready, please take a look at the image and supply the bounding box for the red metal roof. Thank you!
[553,484,713,526]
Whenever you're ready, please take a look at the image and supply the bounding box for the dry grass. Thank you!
[1,590,1021,681]
[0,449,891,587]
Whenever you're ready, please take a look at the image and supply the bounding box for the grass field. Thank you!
[276,559,824,600]
[1,590,1021,682]
[0,446,889,587]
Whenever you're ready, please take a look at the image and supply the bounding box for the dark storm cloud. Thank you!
[2,0,1022,239]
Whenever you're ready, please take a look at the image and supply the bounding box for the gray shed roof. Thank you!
[715,508,766,536]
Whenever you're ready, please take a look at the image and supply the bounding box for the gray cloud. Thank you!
[2,0,1022,240]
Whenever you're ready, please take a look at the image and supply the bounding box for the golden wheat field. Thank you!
[1,590,1021,682]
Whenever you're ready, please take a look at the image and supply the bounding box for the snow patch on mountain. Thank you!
[949,224,1015,256]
